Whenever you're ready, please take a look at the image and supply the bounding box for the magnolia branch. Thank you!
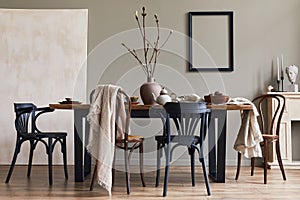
[122,6,172,78]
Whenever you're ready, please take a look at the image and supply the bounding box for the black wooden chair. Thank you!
[5,103,68,185]
[235,94,286,184]
[155,102,211,196]
[89,88,146,194]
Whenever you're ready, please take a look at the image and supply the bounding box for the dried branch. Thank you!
[122,7,172,78]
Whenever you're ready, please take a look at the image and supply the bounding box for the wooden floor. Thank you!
[1,165,300,199]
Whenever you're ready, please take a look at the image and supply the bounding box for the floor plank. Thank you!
[1,165,300,199]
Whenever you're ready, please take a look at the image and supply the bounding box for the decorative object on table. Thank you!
[285,64,298,92]
[204,91,230,104]
[122,6,173,105]
[276,54,285,91]
[152,87,172,105]
[130,96,139,102]
[59,97,81,104]
[139,77,162,105]
[176,93,201,102]
[130,96,140,105]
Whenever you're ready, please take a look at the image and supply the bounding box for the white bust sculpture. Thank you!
[286,65,298,84]
[285,65,298,92]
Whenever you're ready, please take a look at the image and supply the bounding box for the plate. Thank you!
[131,102,140,105]
[59,101,82,104]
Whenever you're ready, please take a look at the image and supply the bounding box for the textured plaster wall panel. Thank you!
[0,9,88,164]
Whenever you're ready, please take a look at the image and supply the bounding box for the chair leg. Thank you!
[139,142,146,187]
[5,141,21,183]
[235,152,242,180]
[275,140,286,181]
[112,152,116,187]
[62,137,68,179]
[27,140,35,177]
[251,157,255,176]
[188,147,196,186]
[124,146,130,194]
[155,142,162,187]
[90,162,98,191]
[263,140,268,184]
[163,143,171,197]
[48,137,53,186]
[199,147,211,196]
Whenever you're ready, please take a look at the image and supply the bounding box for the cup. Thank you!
[130,96,139,102]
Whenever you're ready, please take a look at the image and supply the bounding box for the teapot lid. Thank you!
[160,87,168,95]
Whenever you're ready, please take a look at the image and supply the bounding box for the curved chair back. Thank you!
[14,103,37,137]
[115,88,131,142]
[162,102,209,142]
[89,87,131,142]
[252,94,285,136]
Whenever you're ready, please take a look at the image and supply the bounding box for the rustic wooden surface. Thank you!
[1,165,299,199]
[49,103,253,111]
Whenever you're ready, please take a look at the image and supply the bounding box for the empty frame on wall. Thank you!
[188,11,234,72]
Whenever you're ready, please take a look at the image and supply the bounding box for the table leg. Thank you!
[74,109,90,182]
[208,110,227,183]
[84,118,91,177]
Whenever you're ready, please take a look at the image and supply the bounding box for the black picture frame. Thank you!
[188,11,234,72]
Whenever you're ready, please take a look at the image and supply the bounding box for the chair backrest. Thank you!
[252,94,285,136]
[162,102,209,140]
[115,89,131,141]
[89,86,131,141]
[14,103,37,136]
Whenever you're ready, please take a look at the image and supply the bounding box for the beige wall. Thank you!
[1,0,300,165]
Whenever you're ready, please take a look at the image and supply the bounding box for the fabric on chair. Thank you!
[233,97,263,158]
[86,84,127,195]
[234,94,286,184]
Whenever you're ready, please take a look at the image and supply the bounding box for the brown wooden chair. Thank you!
[89,88,146,194]
[235,94,286,184]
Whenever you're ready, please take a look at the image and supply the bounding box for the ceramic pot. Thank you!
[140,77,161,105]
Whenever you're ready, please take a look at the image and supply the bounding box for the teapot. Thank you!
[152,87,172,105]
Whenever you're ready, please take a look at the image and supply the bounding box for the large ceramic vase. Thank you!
[140,77,161,105]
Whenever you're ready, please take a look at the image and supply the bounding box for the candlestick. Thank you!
[281,54,284,78]
[281,75,284,92]
[277,57,280,81]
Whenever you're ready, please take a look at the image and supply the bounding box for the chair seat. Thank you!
[24,132,67,138]
[155,135,200,145]
[262,134,279,141]
[116,135,144,143]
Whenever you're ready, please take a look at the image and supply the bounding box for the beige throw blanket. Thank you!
[232,97,263,158]
[87,84,126,195]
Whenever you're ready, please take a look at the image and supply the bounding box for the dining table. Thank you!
[49,102,252,183]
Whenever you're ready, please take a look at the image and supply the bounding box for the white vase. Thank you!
[140,77,161,105]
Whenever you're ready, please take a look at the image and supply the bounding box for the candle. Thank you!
[281,54,284,78]
[277,57,280,81]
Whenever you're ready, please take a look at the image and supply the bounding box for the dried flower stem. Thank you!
[122,7,172,79]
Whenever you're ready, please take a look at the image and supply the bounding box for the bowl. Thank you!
[65,97,72,102]
[130,96,139,102]
[204,95,230,104]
